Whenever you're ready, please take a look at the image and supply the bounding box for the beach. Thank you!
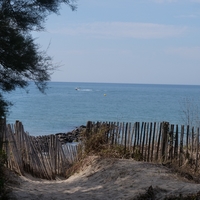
[8,156,200,200]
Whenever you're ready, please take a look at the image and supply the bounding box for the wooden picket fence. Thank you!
[85,121,200,171]
[1,120,79,180]
[1,119,200,179]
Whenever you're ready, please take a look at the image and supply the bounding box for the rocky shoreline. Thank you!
[55,125,86,144]
[34,125,86,145]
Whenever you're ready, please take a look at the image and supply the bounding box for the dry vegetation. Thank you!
[65,125,200,200]
[133,185,200,200]
[2,123,200,199]
[0,149,10,200]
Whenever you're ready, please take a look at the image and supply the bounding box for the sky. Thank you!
[32,0,200,85]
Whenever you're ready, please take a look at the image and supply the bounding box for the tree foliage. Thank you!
[0,0,76,117]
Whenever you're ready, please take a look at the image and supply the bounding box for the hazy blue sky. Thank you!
[32,0,200,85]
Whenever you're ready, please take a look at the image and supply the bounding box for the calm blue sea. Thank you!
[5,82,200,136]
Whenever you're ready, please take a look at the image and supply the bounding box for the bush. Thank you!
[82,125,129,158]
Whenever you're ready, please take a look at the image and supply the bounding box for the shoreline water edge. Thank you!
[6,82,200,136]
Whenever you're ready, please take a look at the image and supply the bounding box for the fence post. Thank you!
[195,128,199,172]
[169,124,174,161]
[117,122,122,144]
[179,125,184,167]
[161,122,169,163]
[127,122,131,150]
[174,125,179,160]
[124,123,128,155]
[133,122,137,152]
[147,122,152,162]
[121,122,125,145]
[85,121,93,138]
[141,122,147,159]
[114,122,118,145]
[151,122,156,162]
[155,122,162,161]
[144,123,149,161]
[186,125,189,159]
[192,127,194,159]
[139,122,144,153]
[136,122,140,146]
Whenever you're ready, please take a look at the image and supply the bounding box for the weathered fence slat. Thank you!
[4,119,200,179]
[147,122,152,162]
[174,125,179,160]
[127,123,131,150]
[155,122,162,161]
[139,122,144,153]
[144,123,149,161]
[115,122,119,145]
[141,122,147,158]
[192,127,195,159]
[124,123,128,154]
[3,121,79,180]
[133,122,137,152]
[186,125,189,158]
[195,128,199,172]
[179,125,184,167]
[151,122,156,162]
[169,124,174,161]
[161,122,169,163]
[121,122,125,146]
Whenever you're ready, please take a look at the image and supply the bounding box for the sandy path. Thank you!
[8,157,200,200]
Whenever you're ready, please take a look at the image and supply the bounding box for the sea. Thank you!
[5,82,200,136]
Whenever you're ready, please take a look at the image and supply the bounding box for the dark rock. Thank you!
[55,125,86,144]
[34,125,86,146]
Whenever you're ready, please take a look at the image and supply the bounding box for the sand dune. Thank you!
[8,156,200,200]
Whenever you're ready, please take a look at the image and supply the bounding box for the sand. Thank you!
[8,156,200,200]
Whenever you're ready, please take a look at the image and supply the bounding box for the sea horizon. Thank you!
[5,82,200,136]
[50,80,200,87]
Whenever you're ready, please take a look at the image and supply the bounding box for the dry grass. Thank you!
[161,158,200,184]
[65,126,126,178]
[65,125,200,199]
[133,185,200,200]
[80,124,133,159]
